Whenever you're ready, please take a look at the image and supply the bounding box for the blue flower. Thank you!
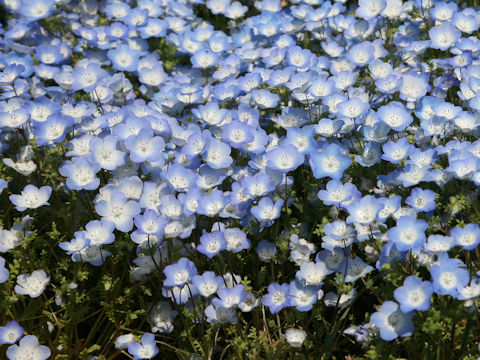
[262,283,290,314]
[0,256,9,284]
[163,258,197,288]
[430,254,469,297]
[289,280,318,312]
[309,143,351,180]
[0,320,24,345]
[95,191,141,232]
[450,223,480,250]
[191,271,224,297]
[9,185,51,211]
[387,216,428,252]
[127,333,159,360]
[345,195,383,225]
[107,44,141,72]
[6,335,50,360]
[370,301,414,341]
[19,0,55,21]
[212,284,247,308]
[134,210,168,237]
[59,157,101,191]
[394,276,433,312]
[197,231,227,258]
[405,187,436,213]
[33,115,73,146]
[250,197,283,222]
[429,22,461,51]
[266,144,304,173]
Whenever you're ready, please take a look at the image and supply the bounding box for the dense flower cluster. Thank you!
[1,0,480,358]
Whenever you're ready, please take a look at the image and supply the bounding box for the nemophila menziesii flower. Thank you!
[397,165,429,187]
[0,256,9,283]
[345,195,383,225]
[150,301,178,334]
[309,143,351,180]
[337,98,369,119]
[377,195,402,222]
[163,257,197,287]
[450,223,480,250]
[197,231,227,258]
[454,10,480,34]
[0,106,29,129]
[221,121,254,148]
[429,22,461,51]
[84,219,115,246]
[9,185,51,211]
[344,257,374,283]
[296,261,328,286]
[58,232,90,255]
[124,129,165,163]
[399,72,430,102]
[190,49,219,68]
[376,101,413,131]
[191,271,224,297]
[430,254,470,297]
[59,157,101,191]
[250,197,283,222]
[283,328,307,348]
[251,89,280,109]
[115,334,134,350]
[14,269,50,298]
[0,320,24,345]
[288,280,318,312]
[315,118,344,137]
[6,335,50,360]
[134,210,168,237]
[387,216,428,252]
[196,190,226,217]
[317,180,359,207]
[405,187,436,212]
[394,275,434,313]
[262,282,291,314]
[0,179,7,194]
[316,248,346,274]
[33,114,73,146]
[382,137,411,164]
[161,164,196,191]
[370,301,414,341]
[127,333,159,360]
[446,153,480,179]
[224,228,250,253]
[355,142,381,167]
[256,240,277,262]
[203,138,233,169]
[0,64,24,85]
[243,173,275,198]
[18,0,55,21]
[356,0,386,19]
[71,63,108,92]
[213,284,247,309]
[283,126,318,155]
[205,304,237,324]
[266,144,304,173]
[107,43,141,72]
[72,245,112,266]
[89,135,126,171]
[95,191,141,232]
[285,46,315,70]
[346,42,375,67]
[192,102,228,126]
[35,44,63,65]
